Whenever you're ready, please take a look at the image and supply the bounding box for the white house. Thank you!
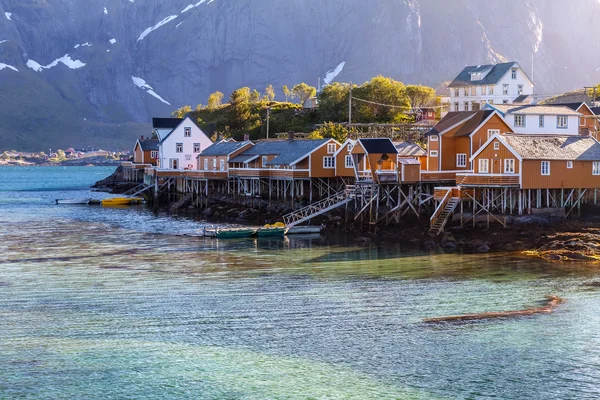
[448,61,535,112]
[482,104,581,135]
[157,116,213,170]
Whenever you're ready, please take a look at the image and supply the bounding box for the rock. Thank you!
[354,236,372,244]
[442,233,456,245]
[203,208,214,217]
[443,241,458,250]
[475,243,490,253]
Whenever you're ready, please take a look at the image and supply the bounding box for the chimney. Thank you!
[243,133,250,142]
[140,135,144,140]
[288,131,294,141]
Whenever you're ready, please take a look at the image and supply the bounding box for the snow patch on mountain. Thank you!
[103,7,108,14]
[137,15,178,41]
[132,76,171,105]
[74,42,91,49]
[324,62,345,85]
[0,63,18,72]
[528,9,544,53]
[26,55,86,72]
[176,21,184,28]
[5,12,12,20]
[181,0,210,13]
[109,38,117,44]
[0,40,8,45]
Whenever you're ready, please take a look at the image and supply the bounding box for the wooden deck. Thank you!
[457,173,519,187]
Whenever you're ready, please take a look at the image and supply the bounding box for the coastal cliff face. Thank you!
[1,0,599,150]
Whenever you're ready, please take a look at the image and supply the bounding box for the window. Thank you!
[503,84,509,95]
[539,115,544,128]
[430,135,439,142]
[150,151,158,158]
[220,159,225,171]
[557,116,568,129]
[453,88,459,97]
[487,85,494,95]
[348,143,354,152]
[176,143,183,153]
[323,156,335,169]
[472,101,480,111]
[503,99,509,104]
[593,162,600,175]
[511,69,517,79]
[203,159,208,170]
[517,84,523,95]
[494,142,500,150]
[456,153,467,168]
[327,143,336,154]
[185,154,191,161]
[504,159,515,173]
[454,102,459,112]
[464,88,469,97]
[262,156,268,167]
[488,99,494,104]
[478,159,489,173]
[471,86,476,96]
[487,129,500,139]
[345,155,353,168]
[541,161,550,176]
[157,159,160,168]
[430,150,438,157]
[464,101,469,111]
[193,143,201,153]
[580,117,586,127]
[184,127,191,137]
[567,161,573,169]
[514,115,526,127]
[212,159,217,169]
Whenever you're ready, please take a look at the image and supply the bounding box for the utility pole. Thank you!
[348,82,352,129]
[266,107,270,139]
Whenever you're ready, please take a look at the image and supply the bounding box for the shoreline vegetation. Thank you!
[0,152,122,167]
[94,167,600,262]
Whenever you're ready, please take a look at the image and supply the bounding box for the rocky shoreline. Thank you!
[0,156,122,167]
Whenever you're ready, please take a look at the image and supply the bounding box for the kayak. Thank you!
[204,228,257,239]
[56,198,91,205]
[256,227,287,237]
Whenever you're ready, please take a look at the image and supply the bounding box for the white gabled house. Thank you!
[448,61,535,112]
[156,116,213,170]
[482,104,581,135]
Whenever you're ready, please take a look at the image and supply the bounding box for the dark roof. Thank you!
[425,111,477,136]
[591,107,600,115]
[266,139,329,165]
[513,95,533,103]
[542,101,585,111]
[394,141,427,157]
[448,62,517,88]
[228,154,259,164]
[454,110,494,137]
[152,118,182,129]
[358,138,398,154]
[139,139,159,151]
[199,141,250,157]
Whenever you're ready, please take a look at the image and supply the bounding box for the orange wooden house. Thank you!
[196,140,254,179]
[458,133,600,189]
[350,138,399,183]
[546,102,599,139]
[424,110,512,180]
[133,137,159,166]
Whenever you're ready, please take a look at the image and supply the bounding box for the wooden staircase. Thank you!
[283,188,354,228]
[429,189,460,235]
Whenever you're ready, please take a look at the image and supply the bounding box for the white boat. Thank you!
[286,226,322,235]
[55,198,91,205]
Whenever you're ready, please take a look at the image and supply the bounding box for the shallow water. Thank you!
[1,166,600,399]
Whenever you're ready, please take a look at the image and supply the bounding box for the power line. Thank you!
[352,96,447,110]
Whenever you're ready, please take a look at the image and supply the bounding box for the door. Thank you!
[492,158,501,174]
[170,158,179,170]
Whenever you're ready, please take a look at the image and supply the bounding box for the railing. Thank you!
[456,173,520,186]
[269,169,310,179]
[421,170,471,182]
[430,188,451,226]
[283,190,351,227]
[376,170,399,183]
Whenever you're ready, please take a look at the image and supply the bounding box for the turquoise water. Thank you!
[1,166,600,399]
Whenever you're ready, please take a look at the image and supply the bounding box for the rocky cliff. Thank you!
[1,0,599,150]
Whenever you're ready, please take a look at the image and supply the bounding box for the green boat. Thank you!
[255,227,287,237]
[204,228,257,239]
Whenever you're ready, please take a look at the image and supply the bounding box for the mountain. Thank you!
[1,0,600,151]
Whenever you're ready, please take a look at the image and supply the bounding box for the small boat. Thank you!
[256,227,287,237]
[56,198,91,205]
[204,228,257,239]
[286,226,322,235]
[101,197,144,206]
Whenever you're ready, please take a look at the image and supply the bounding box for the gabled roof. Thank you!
[137,139,159,151]
[266,139,330,166]
[152,118,182,129]
[398,158,421,165]
[500,134,600,160]
[333,139,356,157]
[358,138,398,154]
[159,116,211,144]
[448,62,529,88]
[228,154,259,164]
[454,110,495,137]
[394,141,427,157]
[199,140,251,157]
[513,95,534,104]
[590,107,600,115]
[425,111,477,136]
[486,104,581,116]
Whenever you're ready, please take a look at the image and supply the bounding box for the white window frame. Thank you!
[454,102,459,112]
[593,162,600,175]
[487,129,500,139]
[185,154,191,161]
[323,156,335,169]
[345,155,353,168]
[150,151,158,158]
[184,127,191,137]
[464,101,469,111]
[487,85,494,95]
[493,142,500,150]
[478,159,489,173]
[430,150,438,157]
[514,115,526,127]
[193,143,201,153]
[203,159,208,170]
[503,84,509,95]
[327,143,336,154]
[541,161,550,176]
[504,158,515,173]
[220,159,225,171]
[262,156,268,167]
[539,115,544,128]
[176,143,183,153]
[470,86,476,96]
[511,69,517,79]
[557,116,568,129]
[456,153,467,168]
[567,161,573,169]
[517,84,524,95]
[347,143,354,152]
[453,88,459,97]
[212,158,217,170]
[430,135,438,142]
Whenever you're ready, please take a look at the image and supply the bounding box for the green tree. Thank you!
[353,75,410,122]
[207,91,224,110]
[195,103,204,112]
[172,105,192,118]
[292,83,317,105]
[56,150,66,160]
[229,87,252,132]
[317,82,351,122]
[250,89,261,103]
[405,85,436,109]
[265,84,276,102]
[309,122,348,143]
[282,85,291,102]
